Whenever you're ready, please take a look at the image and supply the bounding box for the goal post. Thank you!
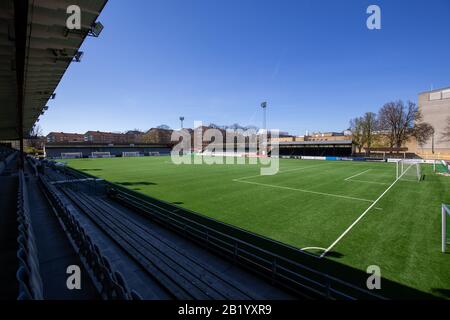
[396,159,421,181]
[149,151,160,156]
[61,152,83,159]
[122,151,141,157]
[442,204,450,253]
[91,152,112,158]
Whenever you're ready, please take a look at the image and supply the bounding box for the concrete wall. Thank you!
[418,87,450,152]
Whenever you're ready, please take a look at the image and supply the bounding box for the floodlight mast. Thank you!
[261,102,267,132]
[179,116,185,129]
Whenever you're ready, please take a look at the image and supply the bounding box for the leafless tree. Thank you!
[349,117,365,153]
[27,125,44,149]
[378,100,419,148]
[361,112,378,154]
[378,100,434,149]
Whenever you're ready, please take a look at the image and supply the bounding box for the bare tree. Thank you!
[349,117,365,153]
[157,124,171,130]
[378,100,419,148]
[361,112,378,154]
[27,125,43,149]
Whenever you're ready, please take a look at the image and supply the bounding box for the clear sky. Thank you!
[39,0,450,136]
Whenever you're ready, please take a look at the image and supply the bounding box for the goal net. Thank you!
[149,152,160,156]
[396,160,422,181]
[122,152,141,157]
[91,152,112,158]
[442,204,450,253]
[61,152,82,159]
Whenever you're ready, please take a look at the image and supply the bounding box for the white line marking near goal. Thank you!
[233,163,331,181]
[319,164,413,258]
[344,169,371,181]
[346,179,390,186]
[300,247,327,252]
[233,179,375,203]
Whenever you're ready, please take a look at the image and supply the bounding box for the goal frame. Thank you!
[61,152,83,159]
[91,152,112,158]
[442,204,450,253]
[396,159,421,181]
[122,151,141,157]
[148,151,160,156]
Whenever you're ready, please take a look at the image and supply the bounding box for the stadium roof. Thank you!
[278,140,353,146]
[0,0,108,140]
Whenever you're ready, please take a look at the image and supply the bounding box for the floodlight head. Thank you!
[180,116,185,121]
[90,21,104,37]
[261,102,267,109]
[43,106,49,111]
[73,51,84,62]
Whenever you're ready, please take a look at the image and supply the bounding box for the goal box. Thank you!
[122,152,142,157]
[61,152,83,159]
[91,152,113,158]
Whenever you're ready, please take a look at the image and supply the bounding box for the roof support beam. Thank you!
[14,0,29,168]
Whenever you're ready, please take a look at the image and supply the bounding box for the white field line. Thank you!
[233,163,331,181]
[233,179,375,203]
[347,179,391,186]
[319,164,414,258]
[344,169,371,181]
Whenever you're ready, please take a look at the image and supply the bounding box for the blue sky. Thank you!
[39,0,450,136]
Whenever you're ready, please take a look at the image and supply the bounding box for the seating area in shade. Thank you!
[0,150,293,300]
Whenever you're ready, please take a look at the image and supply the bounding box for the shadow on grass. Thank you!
[431,288,450,299]
[80,168,103,172]
[117,181,157,186]
[325,251,344,259]
[172,201,184,205]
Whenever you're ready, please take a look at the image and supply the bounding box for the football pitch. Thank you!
[62,156,450,298]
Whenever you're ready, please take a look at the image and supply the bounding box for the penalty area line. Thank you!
[233,179,375,203]
[320,165,412,259]
[344,169,371,181]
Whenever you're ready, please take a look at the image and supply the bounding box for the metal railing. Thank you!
[62,166,386,300]
[16,170,44,300]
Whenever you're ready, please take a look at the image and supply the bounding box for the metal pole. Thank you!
[14,0,29,169]
[443,205,447,253]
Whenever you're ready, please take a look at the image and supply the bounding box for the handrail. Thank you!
[16,170,44,300]
[60,165,386,300]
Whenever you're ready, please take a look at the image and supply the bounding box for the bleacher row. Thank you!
[39,175,142,300]
[16,170,44,300]
[0,148,16,174]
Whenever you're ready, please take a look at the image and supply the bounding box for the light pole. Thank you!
[261,101,267,132]
[179,116,185,129]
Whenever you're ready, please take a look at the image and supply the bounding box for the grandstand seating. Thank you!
[39,176,137,300]
[16,171,43,299]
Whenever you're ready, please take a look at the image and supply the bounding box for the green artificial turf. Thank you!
[63,156,450,299]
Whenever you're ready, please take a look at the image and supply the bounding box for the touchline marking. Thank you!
[320,164,413,258]
[233,163,331,181]
[233,179,375,203]
[344,169,371,181]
